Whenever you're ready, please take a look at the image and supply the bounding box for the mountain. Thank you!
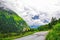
[0,0,50,27]
[0,7,30,34]
[1,0,60,28]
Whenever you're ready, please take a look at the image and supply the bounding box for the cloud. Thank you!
[1,0,60,26]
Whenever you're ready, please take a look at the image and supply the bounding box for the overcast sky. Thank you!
[1,0,60,26]
[4,0,60,12]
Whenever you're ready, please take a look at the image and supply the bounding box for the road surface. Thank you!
[15,31,48,40]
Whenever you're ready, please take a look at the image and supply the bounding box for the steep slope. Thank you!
[0,8,30,35]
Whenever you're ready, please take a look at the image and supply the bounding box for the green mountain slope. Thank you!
[0,8,30,35]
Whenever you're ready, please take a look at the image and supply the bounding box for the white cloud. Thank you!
[1,0,60,26]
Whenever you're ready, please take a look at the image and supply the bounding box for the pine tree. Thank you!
[48,17,57,29]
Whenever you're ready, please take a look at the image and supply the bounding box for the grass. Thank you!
[0,31,36,40]
[0,26,49,40]
[46,23,60,40]
[0,38,13,40]
[12,31,35,39]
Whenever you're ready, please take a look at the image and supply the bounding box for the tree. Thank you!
[48,17,57,29]
[58,18,60,23]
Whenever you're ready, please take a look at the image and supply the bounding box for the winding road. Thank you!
[15,31,48,40]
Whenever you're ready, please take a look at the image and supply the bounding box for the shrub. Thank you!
[38,24,49,31]
[46,23,60,40]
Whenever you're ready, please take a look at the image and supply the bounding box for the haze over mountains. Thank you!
[0,0,60,28]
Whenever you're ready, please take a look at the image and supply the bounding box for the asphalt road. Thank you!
[15,31,48,40]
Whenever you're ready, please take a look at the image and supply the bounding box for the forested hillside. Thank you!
[0,8,30,39]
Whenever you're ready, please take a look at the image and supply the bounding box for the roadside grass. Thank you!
[0,25,50,40]
[0,26,49,40]
[0,31,37,40]
[46,23,60,40]
[0,38,13,40]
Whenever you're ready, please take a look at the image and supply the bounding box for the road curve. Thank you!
[15,31,48,40]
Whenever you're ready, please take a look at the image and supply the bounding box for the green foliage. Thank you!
[38,24,49,31]
[57,18,60,23]
[37,17,58,31]
[0,8,30,38]
[48,17,57,29]
[46,23,60,40]
[30,28,39,32]
[37,17,60,40]
[0,38,13,40]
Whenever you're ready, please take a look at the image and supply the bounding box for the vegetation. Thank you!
[37,17,57,31]
[0,8,30,39]
[37,17,60,40]
[46,23,60,40]
[0,4,60,40]
[48,17,57,29]
[46,18,60,40]
[38,24,49,31]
